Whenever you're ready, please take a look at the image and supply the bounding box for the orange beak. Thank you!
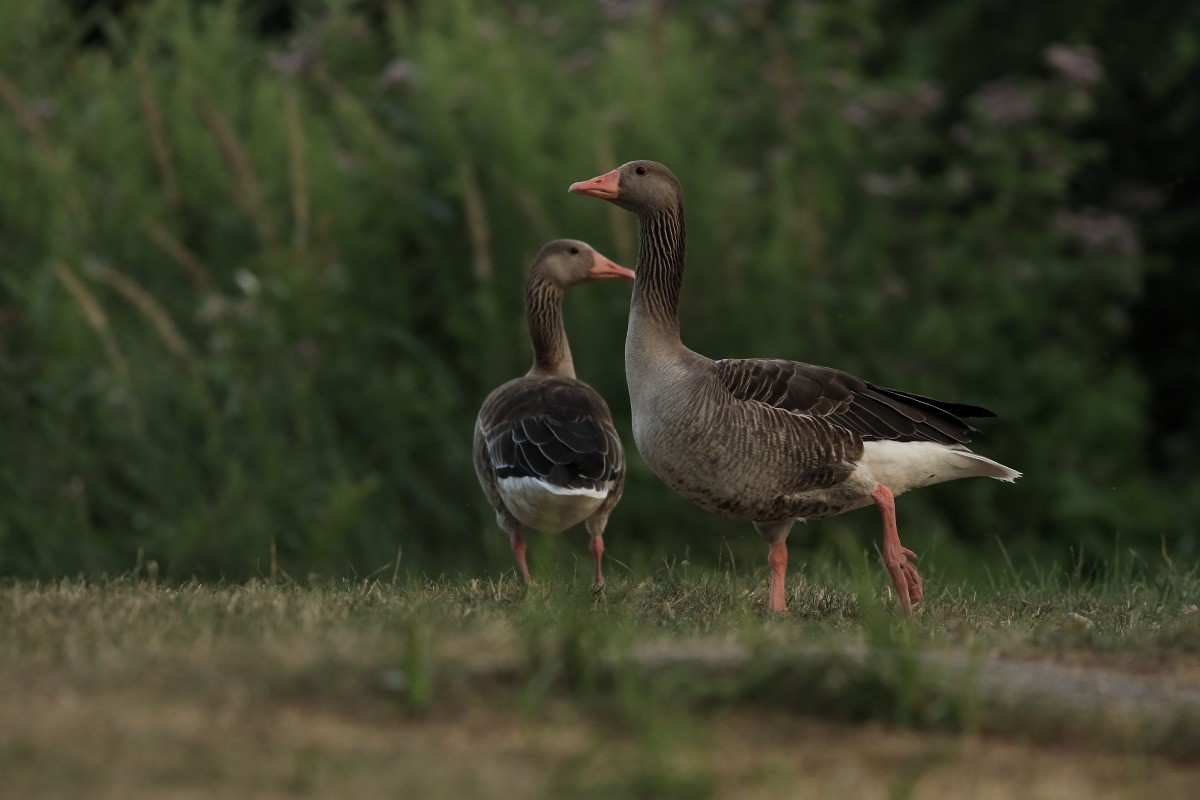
[587,249,635,280]
[568,168,621,200]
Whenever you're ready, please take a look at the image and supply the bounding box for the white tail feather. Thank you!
[956,450,1022,482]
[497,476,610,533]
[861,440,1021,495]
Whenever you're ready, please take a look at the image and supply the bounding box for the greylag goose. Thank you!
[569,161,1020,612]
[473,239,635,587]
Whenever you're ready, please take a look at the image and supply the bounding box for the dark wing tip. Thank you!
[870,385,998,419]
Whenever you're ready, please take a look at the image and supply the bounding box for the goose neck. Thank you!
[630,207,686,341]
[525,276,575,379]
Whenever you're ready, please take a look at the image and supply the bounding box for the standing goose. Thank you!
[474,239,635,587]
[569,161,1019,612]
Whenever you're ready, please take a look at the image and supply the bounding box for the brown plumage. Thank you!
[570,161,1019,612]
[473,239,634,586]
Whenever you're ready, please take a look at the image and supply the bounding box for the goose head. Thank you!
[531,239,634,286]
[568,160,683,214]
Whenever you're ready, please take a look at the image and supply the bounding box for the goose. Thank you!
[569,161,1019,612]
[473,239,635,587]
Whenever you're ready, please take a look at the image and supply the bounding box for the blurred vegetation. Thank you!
[0,0,1196,580]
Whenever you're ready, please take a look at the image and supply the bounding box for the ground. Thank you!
[1,564,1198,798]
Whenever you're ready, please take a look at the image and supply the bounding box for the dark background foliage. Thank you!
[0,0,1196,580]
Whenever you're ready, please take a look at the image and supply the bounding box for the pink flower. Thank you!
[1044,44,1104,88]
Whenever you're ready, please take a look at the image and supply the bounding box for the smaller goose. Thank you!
[570,161,1020,612]
[473,239,635,586]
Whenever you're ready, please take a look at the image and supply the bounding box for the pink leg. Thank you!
[510,532,531,584]
[871,484,923,612]
[589,535,606,588]
[768,539,788,613]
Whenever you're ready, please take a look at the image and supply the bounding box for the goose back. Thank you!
[474,375,625,533]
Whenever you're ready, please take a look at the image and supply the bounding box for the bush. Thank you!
[0,0,1187,579]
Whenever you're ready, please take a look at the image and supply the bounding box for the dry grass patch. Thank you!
[1,572,1198,798]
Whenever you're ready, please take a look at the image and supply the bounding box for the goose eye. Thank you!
[569,246,579,254]
[635,165,647,176]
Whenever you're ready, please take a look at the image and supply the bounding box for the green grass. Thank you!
[2,558,1199,798]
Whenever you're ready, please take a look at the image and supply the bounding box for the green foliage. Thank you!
[0,0,1191,579]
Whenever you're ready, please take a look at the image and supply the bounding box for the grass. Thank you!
[2,555,1199,798]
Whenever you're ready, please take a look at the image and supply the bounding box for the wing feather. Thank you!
[713,358,991,445]
[477,376,624,492]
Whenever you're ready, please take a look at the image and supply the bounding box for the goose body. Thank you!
[473,239,634,585]
[570,161,1019,611]
[628,355,1014,522]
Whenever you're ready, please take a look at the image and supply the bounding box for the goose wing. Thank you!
[476,377,624,492]
[713,358,992,445]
